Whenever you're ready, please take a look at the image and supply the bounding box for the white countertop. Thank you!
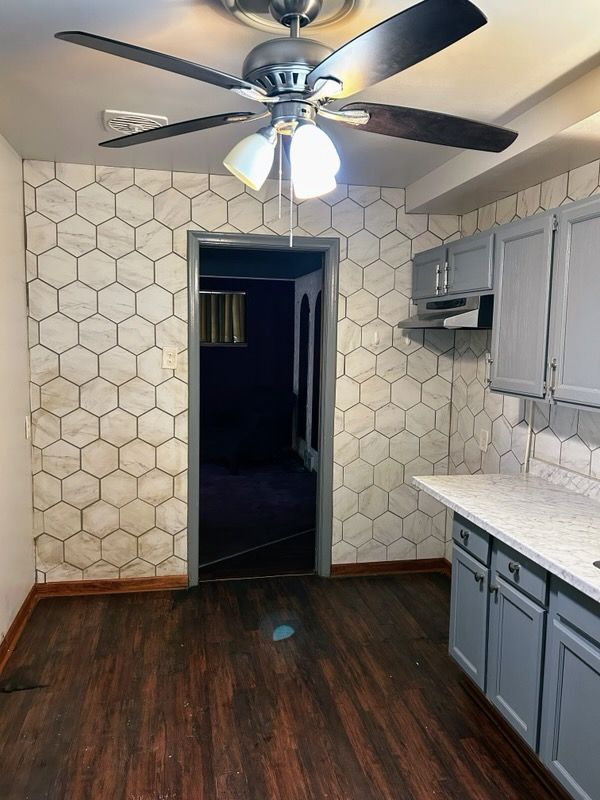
[413,473,600,604]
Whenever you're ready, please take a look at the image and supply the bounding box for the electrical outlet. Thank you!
[161,346,178,370]
[24,415,31,440]
[478,428,489,453]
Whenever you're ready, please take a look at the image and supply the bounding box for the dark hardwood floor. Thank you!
[0,574,556,800]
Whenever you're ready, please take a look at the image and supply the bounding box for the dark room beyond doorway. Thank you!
[198,246,324,579]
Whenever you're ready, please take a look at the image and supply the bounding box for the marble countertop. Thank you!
[413,473,600,603]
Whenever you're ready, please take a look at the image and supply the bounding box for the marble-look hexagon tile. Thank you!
[99,346,137,385]
[77,183,115,225]
[138,469,173,505]
[117,315,155,355]
[39,313,78,352]
[38,248,77,288]
[83,500,120,538]
[100,408,137,447]
[60,346,98,385]
[63,471,100,509]
[102,529,137,567]
[81,377,118,416]
[59,281,97,321]
[98,283,135,322]
[79,314,117,354]
[138,408,174,446]
[27,212,57,255]
[96,166,133,193]
[101,470,137,508]
[44,502,81,540]
[116,185,154,227]
[62,408,99,447]
[120,438,155,477]
[64,532,101,568]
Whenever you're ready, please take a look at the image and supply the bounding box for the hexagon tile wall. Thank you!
[25,160,463,580]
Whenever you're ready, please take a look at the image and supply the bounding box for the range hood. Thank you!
[397,294,493,330]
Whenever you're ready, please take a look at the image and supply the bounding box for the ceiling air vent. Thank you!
[102,110,168,135]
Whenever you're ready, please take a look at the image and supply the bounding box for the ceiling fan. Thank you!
[55,0,518,199]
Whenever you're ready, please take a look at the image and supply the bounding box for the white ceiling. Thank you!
[2,0,600,189]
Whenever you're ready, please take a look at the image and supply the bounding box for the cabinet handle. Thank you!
[459,529,469,543]
[443,261,449,293]
[548,358,558,395]
[435,264,441,296]
[484,352,493,386]
[508,561,520,575]
[489,584,498,595]
[474,572,485,584]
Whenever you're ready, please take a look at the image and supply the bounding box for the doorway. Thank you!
[187,233,339,584]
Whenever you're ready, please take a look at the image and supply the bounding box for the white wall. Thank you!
[0,134,34,641]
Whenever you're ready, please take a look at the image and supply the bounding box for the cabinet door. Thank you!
[486,576,546,750]
[449,546,489,689]
[411,246,445,300]
[489,214,554,398]
[540,617,600,800]
[548,197,600,406]
[446,231,494,295]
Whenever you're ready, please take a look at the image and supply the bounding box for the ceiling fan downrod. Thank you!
[268,0,324,37]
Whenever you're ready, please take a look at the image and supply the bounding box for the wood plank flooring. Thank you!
[0,574,556,800]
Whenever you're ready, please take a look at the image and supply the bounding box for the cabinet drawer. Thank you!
[452,514,490,566]
[494,541,547,606]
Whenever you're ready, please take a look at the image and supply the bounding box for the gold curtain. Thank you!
[199,291,245,344]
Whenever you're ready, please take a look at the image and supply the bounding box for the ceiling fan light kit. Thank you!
[55,0,519,223]
[223,125,278,191]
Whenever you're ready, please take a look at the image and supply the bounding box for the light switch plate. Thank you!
[161,346,178,370]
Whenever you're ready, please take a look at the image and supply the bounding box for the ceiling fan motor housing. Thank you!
[242,37,333,96]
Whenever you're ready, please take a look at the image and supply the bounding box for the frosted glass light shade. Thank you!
[292,170,337,200]
[223,127,276,191]
[290,122,340,199]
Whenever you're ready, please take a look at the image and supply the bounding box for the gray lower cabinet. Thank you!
[540,583,600,800]
[486,575,546,750]
[547,197,600,407]
[489,213,554,398]
[449,545,489,689]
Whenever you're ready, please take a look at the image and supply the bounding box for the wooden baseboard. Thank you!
[0,585,38,677]
[331,558,451,577]
[36,575,188,598]
[0,575,188,677]
[462,678,571,800]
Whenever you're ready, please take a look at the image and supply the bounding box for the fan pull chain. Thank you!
[289,177,294,248]
[277,133,283,219]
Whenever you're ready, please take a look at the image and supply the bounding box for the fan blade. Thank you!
[55,31,265,97]
[99,112,261,148]
[307,0,486,98]
[339,103,518,152]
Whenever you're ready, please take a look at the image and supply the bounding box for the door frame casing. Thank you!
[186,231,339,586]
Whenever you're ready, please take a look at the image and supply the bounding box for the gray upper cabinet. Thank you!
[449,545,489,690]
[489,214,554,398]
[411,232,493,300]
[411,246,445,300]
[486,575,546,750]
[547,197,600,407]
[446,230,494,295]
